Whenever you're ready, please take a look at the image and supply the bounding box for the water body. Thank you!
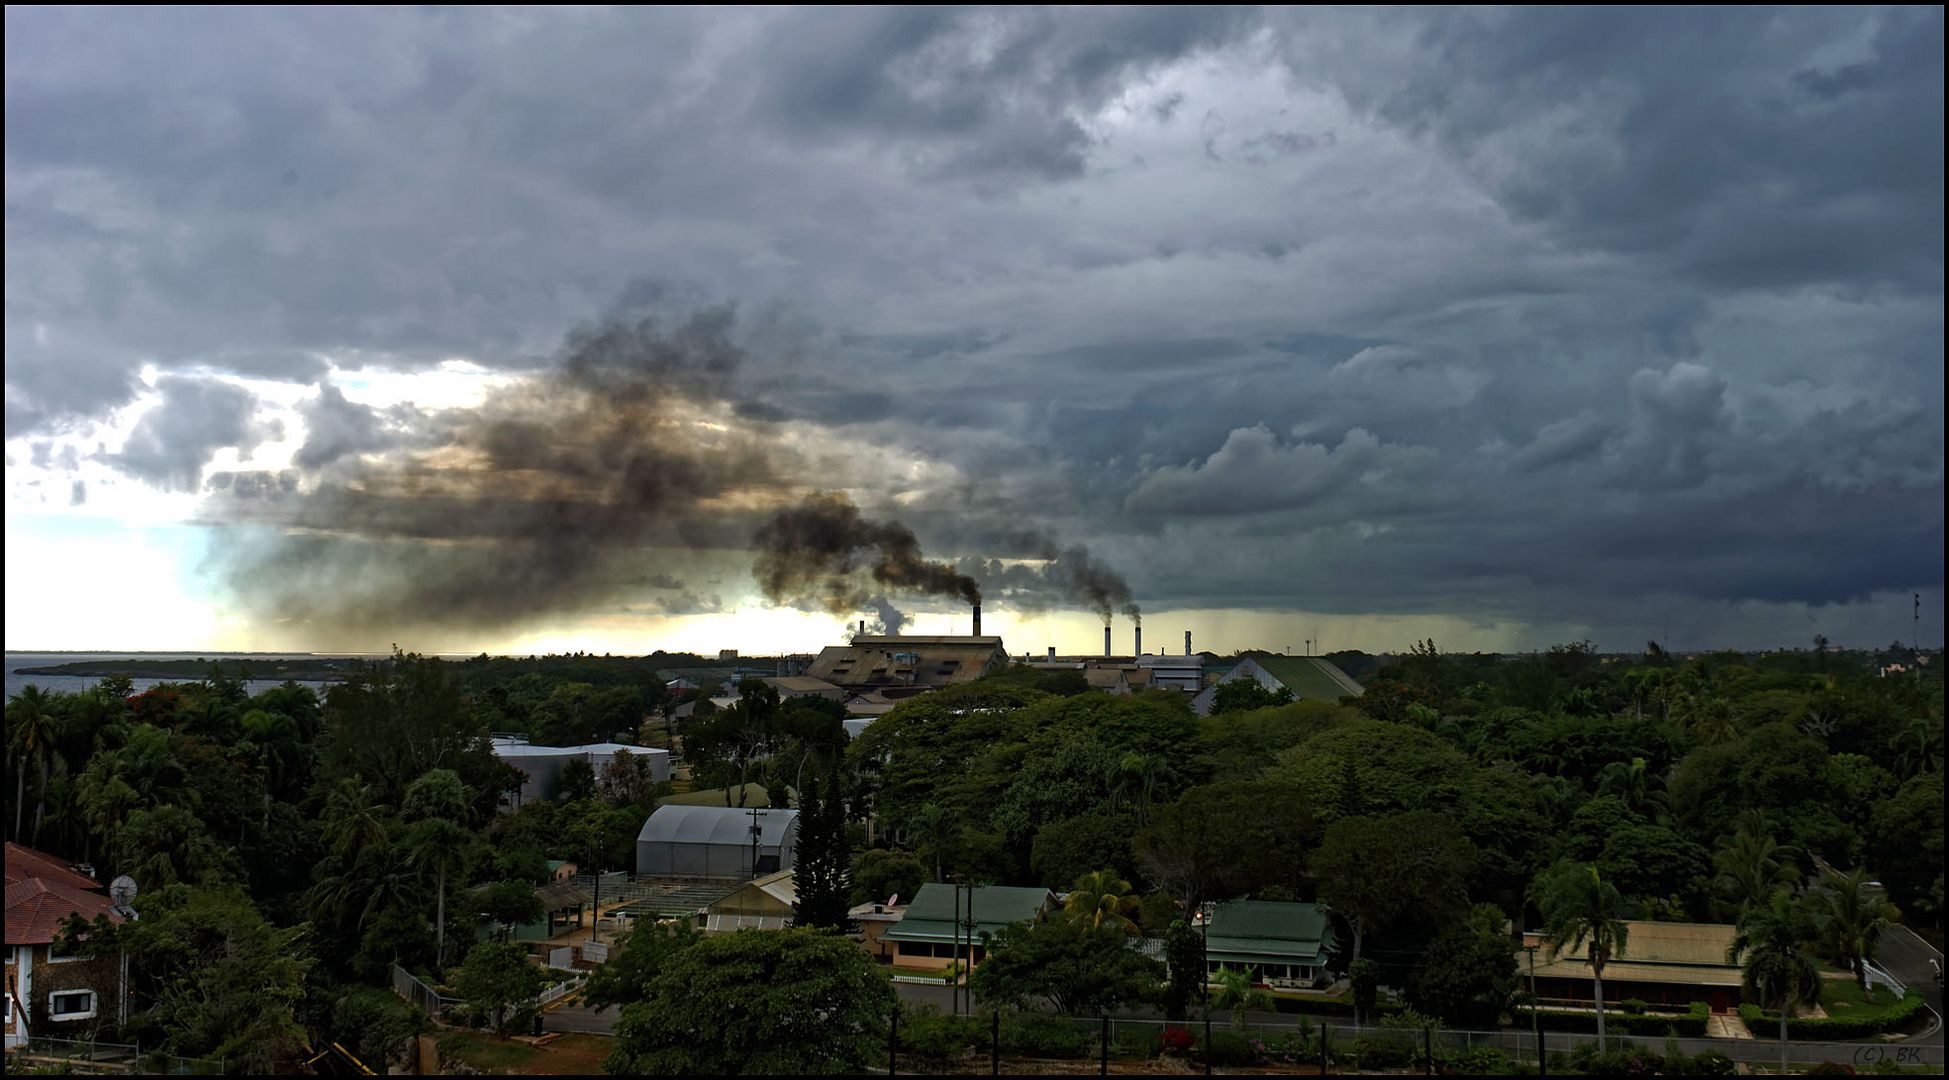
[4,652,353,702]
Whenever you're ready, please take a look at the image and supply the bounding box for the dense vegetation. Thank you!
[6,652,683,1071]
[7,637,1941,1072]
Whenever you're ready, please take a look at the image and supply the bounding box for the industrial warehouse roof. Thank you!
[636,804,800,848]
[762,676,843,696]
[883,884,1054,944]
[805,636,1009,690]
[1083,665,1154,691]
[1244,657,1366,698]
[1203,900,1336,967]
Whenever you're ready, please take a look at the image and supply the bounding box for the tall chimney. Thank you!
[859,619,866,636]
[972,604,981,637]
[1047,646,1056,659]
[1134,626,1142,656]
[1185,630,1192,656]
[1104,625,1112,657]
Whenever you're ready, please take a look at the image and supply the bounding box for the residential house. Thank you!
[1524,920,1745,1013]
[5,843,129,1049]
[1200,900,1337,988]
[881,884,1055,973]
[849,898,909,962]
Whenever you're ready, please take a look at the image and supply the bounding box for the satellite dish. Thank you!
[110,875,138,912]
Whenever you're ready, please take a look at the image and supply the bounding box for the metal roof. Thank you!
[635,804,800,848]
[883,883,1053,943]
[1204,901,1336,964]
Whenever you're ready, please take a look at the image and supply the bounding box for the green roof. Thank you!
[1249,657,1364,699]
[883,884,1053,944]
[1205,901,1336,965]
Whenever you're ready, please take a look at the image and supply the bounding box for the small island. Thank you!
[12,656,370,683]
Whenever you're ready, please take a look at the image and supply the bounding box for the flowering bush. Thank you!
[1158,1027,1195,1054]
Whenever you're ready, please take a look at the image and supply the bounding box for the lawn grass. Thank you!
[659,783,772,807]
[1816,976,1904,1015]
[437,1031,538,1073]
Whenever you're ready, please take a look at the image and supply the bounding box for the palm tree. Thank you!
[1812,867,1897,999]
[408,817,475,966]
[1210,965,1273,1030]
[1710,826,1799,918]
[1729,891,1823,1076]
[1679,697,1740,747]
[1532,862,1631,1048]
[8,686,63,841]
[906,803,959,882]
[1595,757,1672,820]
[1066,869,1142,934]
[322,779,390,860]
[1888,717,1943,779]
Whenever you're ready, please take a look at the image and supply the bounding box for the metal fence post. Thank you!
[1423,1025,1433,1075]
[888,1009,897,1076]
[1100,1016,1109,1075]
[1319,1019,1329,1075]
[992,1011,1000,1075]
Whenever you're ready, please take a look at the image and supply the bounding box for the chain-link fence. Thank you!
[879,1009,1945,1075]
[8,1036,222,1075]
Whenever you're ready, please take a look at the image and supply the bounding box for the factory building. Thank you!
[804,635,1009,694]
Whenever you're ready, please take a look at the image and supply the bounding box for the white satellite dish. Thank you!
[109,875,138,912]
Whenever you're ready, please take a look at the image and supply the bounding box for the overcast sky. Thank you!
[5,6,1943,656]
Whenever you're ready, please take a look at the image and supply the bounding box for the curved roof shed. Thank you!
[635,804,800,881]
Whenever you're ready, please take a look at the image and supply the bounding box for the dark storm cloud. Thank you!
[6,7,1941,649]
[752,6,1253,182]
[106,375,283,492]
[1278,6,1945,293]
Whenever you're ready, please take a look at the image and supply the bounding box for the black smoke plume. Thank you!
[206,296,811,643]
[752,492,981,615]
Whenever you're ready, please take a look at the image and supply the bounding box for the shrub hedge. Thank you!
[1738,989,1926,1040]
[1534,1000,1710,1037]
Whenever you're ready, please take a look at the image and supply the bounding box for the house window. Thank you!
[49,990,97,1021]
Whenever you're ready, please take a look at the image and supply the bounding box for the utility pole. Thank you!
[1200,900,1213,1077]
[749,807,762,879]
[1525,943,1544,1076]
[953,881,963,1017]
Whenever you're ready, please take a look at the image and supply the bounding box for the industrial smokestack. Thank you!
[1047,646,1056,659]
[972,604,981,637]
[1185,630,1192,656]
[860,619,866,636]
[1135,626,1142,656]
[1104,625,1112,657]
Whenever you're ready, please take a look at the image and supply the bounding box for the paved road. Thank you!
[1877,926,1944,1047]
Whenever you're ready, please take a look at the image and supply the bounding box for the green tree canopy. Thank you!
[1312,810,1475,967]
[456,940,550,1034]
[605,928,896,1075]
[967,913,1164,1016]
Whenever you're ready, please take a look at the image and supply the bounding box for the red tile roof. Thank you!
[4,842,103,893]
[4,842,122,946]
